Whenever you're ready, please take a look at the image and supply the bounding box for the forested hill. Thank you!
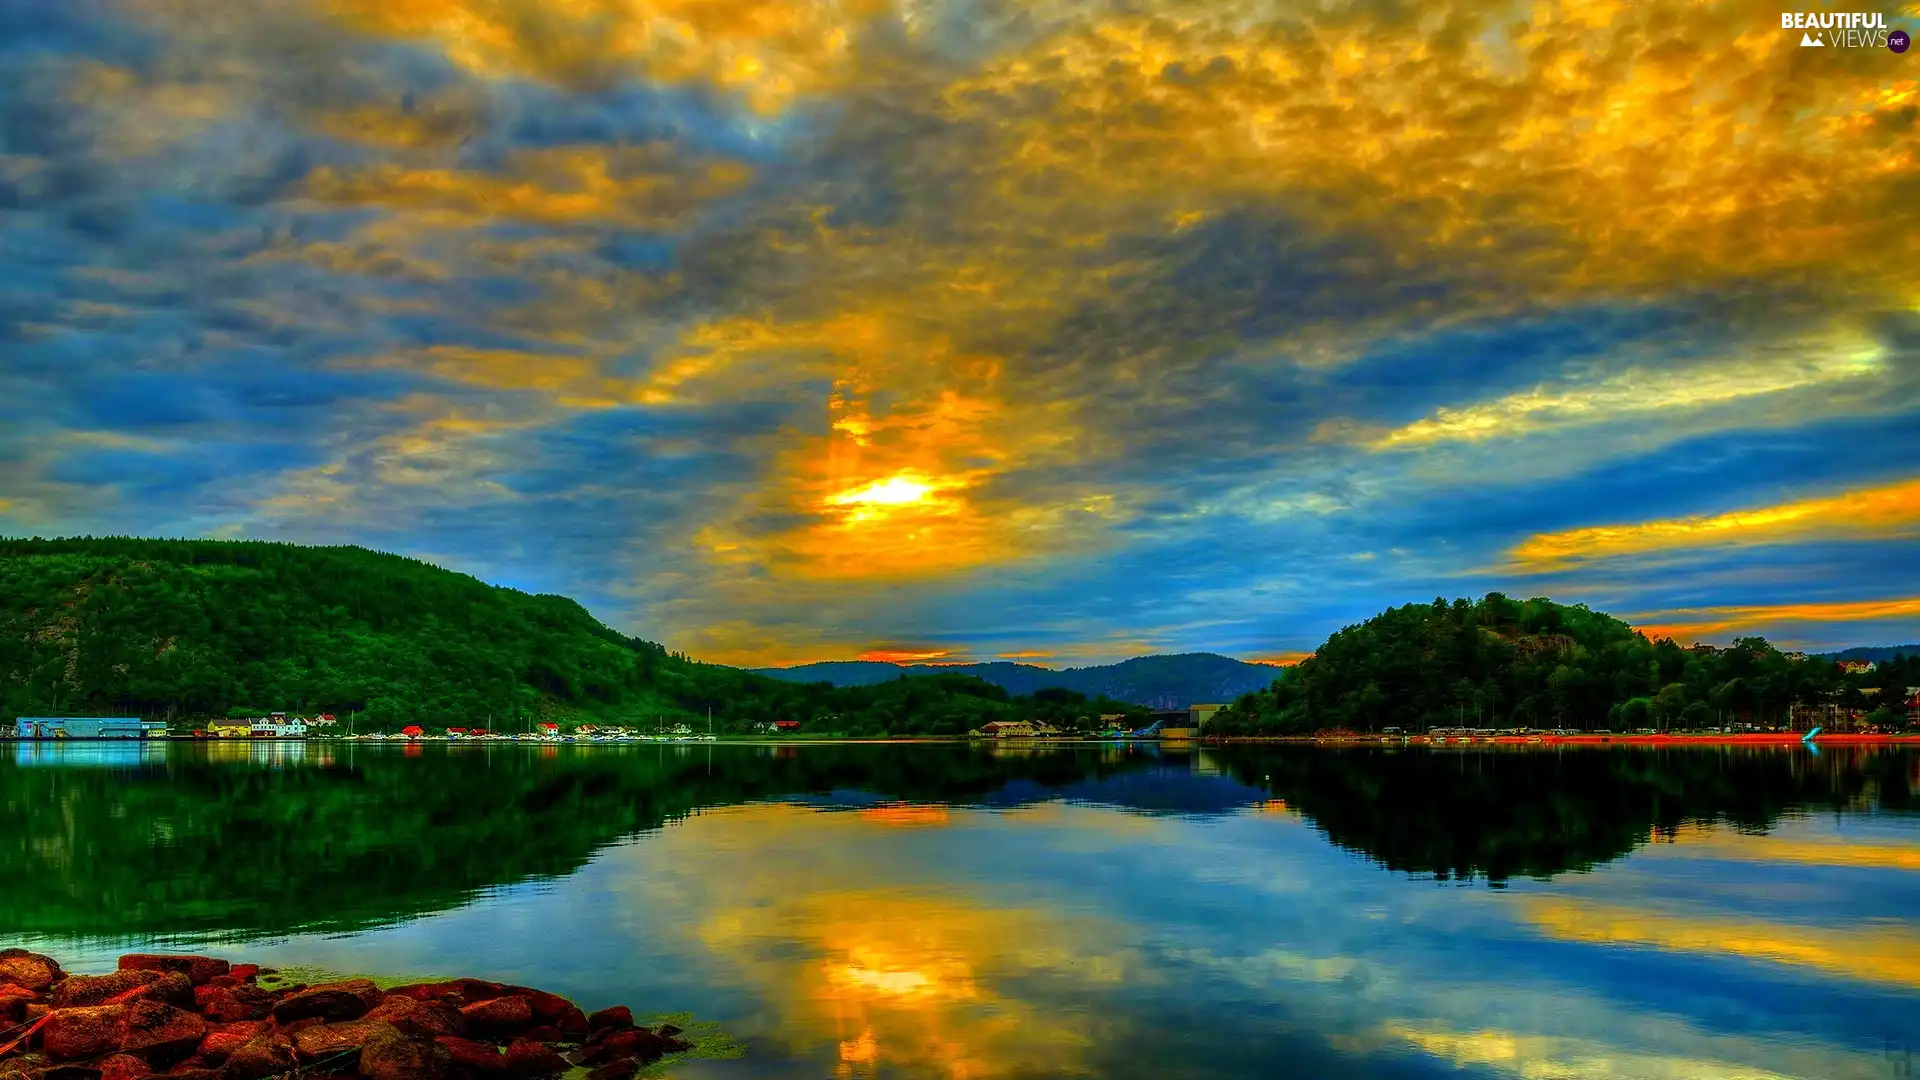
[0,538,1147,734]
[1208,593,1920,736]
[752,653,1277,708]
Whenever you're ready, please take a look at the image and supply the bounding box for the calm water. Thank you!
[5,740,1919,1079]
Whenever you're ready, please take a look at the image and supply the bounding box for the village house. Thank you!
[1839,660,1878,675]
[249,713,307,738]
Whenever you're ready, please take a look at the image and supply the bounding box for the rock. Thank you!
[362,997,465,1040]
[577,1029,669,1068]
[40,1006,128,1061]
[496,989,573,1028]
[116,957,229,989]
[117,1001,208,1064]
[201,976,241,990]
[159,1068,223,1080]
[501,1039,568,1078]
[193,984,275,1023]
[104,974,194,1010]
[227,966,260,983]
[357,1031,445,1080]
[456,997,530,1037]
[96,1054,152,1080]
[0,951,62,993]
[585,1006,631,1034]
[552,1007,587,1039]
[656,1024,682,1039]
[24,1004,50,1024]
[432,1037,507,1076]
[50,972,163,1009]
[193,1026,260,1063]
[518,1026,561,1044]
[272,980,382,1024]
[0,993,34,1025]
[584,1060,636,1080]
[291,1020,403,1067]
[35,1066,102,1080]
[221,1035,296,1080]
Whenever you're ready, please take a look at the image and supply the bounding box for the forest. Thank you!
[0,538,1146,734]
[1208,593,1920,736]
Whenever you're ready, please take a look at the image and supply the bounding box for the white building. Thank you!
[249,713,308,738]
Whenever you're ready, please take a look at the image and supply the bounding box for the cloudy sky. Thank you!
[2,0,1916,666]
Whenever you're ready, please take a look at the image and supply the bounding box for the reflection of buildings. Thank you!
[13,739,167,767]
[969,720,1063,738]
[203,739,309,766]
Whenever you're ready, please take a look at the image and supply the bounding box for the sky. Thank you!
[1,0,1917,667]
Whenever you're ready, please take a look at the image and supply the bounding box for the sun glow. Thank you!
[828,474,940,512]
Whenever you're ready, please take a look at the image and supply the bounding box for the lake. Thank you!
[5,740,1918,1079]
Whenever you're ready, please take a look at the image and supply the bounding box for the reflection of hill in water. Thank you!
[3,743,1914,938]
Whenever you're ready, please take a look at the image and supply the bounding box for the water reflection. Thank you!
[3,742,1916,1079]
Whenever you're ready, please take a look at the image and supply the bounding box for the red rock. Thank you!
[364,995,465,1039]
[118,1000,208,1064]
[578,1029,673,1068]
[497,988,573,1027]
[0,993,33,1026]
[221,1035,296,1080]
[193,983,275,1023]
[358,1030,446,1080]
[25,1003,50,1023]
[227,966,260,983]
[202,976,241,989]
[291,1020,403,1066]
[117,957,230,988]
[552,1007,587,1038]
[103,973,194,1009]
[277,1017,324,1037]
[36,1066,103,1080]
[518,1026,561,1044]
[501,1039,568,1078]
[97,1054,152,1080]
[50,971,163,1009]
[161,1068,223,1080]
[585,1006,631,1033]
[0,950,63,993]
[272,980,382,1024]
[457,996,531,1036]
[193,1026,259,1063]
[432,1036,506,1075]
[584,1059,637,1080]
[41,1005,129,1060]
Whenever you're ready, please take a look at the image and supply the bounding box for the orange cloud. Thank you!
[1515,477,1920,569]
[856,649,957,664]
[1519,895,1920,990]
[1248,652,1312,667]
[1649,823,1920,874]
[1631,596,1920,643]
[303,144,751,228]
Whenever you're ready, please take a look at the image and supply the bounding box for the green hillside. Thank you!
[1210,593,1920,736]
[0,537,1147,734]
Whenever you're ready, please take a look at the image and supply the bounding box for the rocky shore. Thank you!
[0,950,691,1080]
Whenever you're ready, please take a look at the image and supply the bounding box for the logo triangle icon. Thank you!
[1800,31,1824,46]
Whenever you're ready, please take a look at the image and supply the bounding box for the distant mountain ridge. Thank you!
[1820,645,1920,663]
[751,652,1281,709]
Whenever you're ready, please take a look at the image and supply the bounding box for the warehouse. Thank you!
[13,717,167,739]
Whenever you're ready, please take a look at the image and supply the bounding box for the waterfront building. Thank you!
[13,717,166,739]
[208,722,252,739]
[249,714,307,738]
[1189,704,1227,728]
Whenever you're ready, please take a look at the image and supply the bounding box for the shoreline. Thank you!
[5,733,1918,748]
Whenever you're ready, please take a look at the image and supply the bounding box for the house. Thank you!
[446,727,470,737]
[773,720,801,732]
[250,714,307,738]
[400,725,426,739]
[1189,704,1227,728]
[1906,688,1920,722]
[537,722,560,736]
[12,717,161,739]
[208,722,252,739]
[969,720,1062,738]
[1783,652,1808,662]
[1839,660,1878,675]
[575,724,599,735]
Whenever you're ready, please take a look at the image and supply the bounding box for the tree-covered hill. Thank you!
[0,538,1148,734]
[1209,593,1920,736]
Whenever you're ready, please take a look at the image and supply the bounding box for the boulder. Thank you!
[96,1054,152,1080]
[193,984,275,1023]
[117,1001,208,1064]
[518,1027,561,1044]
[0,951,62,993]
[227,966,260,983]
[578,1029,681,1068]
[357,1031,445,1080]
[0,992,34,1026]
[497,989,573,1028]
[363,996,464,1039]
[35,1066,102,1080]
[585,1006,631,1034]
[50,972,163,1009]
[40,1006,129,1061]
[221,1035,296,1080]
[388,981,504,1008]
[432,1037,507,1076]
[456,997,530,1037]
[159,1068,223,1080]
[193,1026,260,1063]
[291,1020,403,1067]
[116,957,229,989]
[501,1039,568,1078]
[104,974,194,1010]
[272,980,382,1024]
[584,1060,637,1080]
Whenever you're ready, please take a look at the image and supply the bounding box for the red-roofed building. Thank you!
[1839,660,1878,675]
[774,720,801,731]
[400,725,425,739]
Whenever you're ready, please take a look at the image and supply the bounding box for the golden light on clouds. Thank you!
[1519,896,1920,990]
[1514,477,1920,569]
[1383,1023,1804,1080]
[1632,596,1920,643]
[855,649,955,663]
[1647,823,1920,874]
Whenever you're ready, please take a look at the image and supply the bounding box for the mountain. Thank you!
[751,653,1281,709]
[0,537,1148,735]
[1819,645,1920,663]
